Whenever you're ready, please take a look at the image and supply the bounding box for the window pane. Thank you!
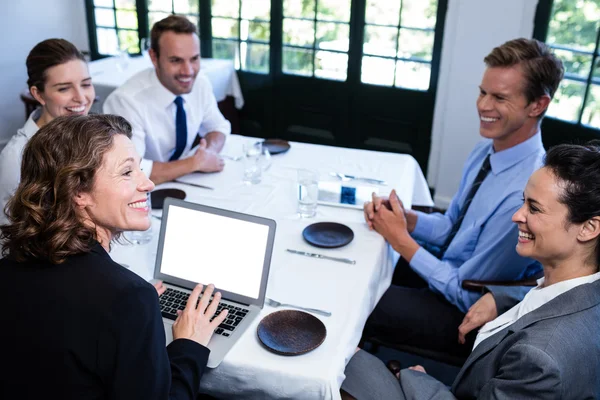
[547,79,586,122]
[148,12,171,29]
[400,0,437,29]
[180,14,198,28]
[283,19,314,47]
[241,42,269,73]
[97,28,119,55]
[365,0,400,26]
[212,39,239,64]
[553,49,593,78]
[315,51,347,81]
[241,0,270,20]
[119,30,140,53]
[241,20,270,42]
[212,17,239,39]
[363,25,397,57]
[582,84,600,128]
[316,22,349,51]
[395,60,430,90]
[547,0,600,52]
[594,58,600,80]
[174,0,199,14]
[397,28,433,60]
[361,56,395,86]
[94,0,113,7]
[283,0,314,19]
[283,47,313,76]
[95,8,115,27]
[148,0,172,12]
[116,10,138,29]
[115,0,135,9]
[212,0,239,18]
[317,0,351,22]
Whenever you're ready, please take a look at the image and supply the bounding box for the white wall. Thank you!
[0,0,89,148]
[427,0,539,208]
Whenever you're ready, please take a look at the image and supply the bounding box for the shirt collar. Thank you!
[488,130,543,175]
[19,108,42,139]
[149,69,191,109]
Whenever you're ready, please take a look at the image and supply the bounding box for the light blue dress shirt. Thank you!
[410,132,545,313]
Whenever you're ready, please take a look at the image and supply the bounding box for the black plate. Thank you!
[150,188,186,210]
[257,310,326,355]
[302,222,354,248]
[263,139,291,155]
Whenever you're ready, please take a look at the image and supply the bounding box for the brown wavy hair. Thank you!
[0,114,132,264]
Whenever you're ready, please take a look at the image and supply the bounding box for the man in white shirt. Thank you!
[104,15,229,184]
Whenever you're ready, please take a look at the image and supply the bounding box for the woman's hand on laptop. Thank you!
[172,283,228,347]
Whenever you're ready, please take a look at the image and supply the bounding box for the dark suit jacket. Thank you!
[399,279,600,399]
[0,242,209,399]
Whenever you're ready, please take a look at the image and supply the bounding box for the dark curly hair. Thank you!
[0,114,132,264]
[544,141,600,267]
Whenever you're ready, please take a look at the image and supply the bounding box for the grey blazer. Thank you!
[399,279,600,399]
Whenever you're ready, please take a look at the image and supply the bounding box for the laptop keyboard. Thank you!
[159,287,249,337]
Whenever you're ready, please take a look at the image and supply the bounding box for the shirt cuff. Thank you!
[411,211,437,241]
[408,246,440,281]
[141,158,153,178]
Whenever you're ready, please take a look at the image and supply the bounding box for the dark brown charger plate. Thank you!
[302,222,354,248]
[263,139,291,155]
[150,188,186,210]
[257,310,326,355]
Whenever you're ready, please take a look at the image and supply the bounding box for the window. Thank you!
[281,0,351,81]
[361,0,437,90]
[92,0,140,56]
[541,0,600,129]
[148,0,200,33]
[210,0,271,74]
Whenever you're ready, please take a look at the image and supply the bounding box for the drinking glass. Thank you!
[125,195,153,245]
[258,147,272,171]
[243,141,263,184]
[297,169,318,218]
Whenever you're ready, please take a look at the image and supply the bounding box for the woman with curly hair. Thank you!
[0,114,227,399]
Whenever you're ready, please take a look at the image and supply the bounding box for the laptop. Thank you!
[152,198,276,368]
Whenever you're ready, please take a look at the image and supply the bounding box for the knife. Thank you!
[286,249,356,265]
[173,180,215,190]
[343,174,387,185]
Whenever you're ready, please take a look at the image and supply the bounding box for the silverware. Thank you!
[151,214,162,221]
[222,154,242,161]
[265,298,331,317]
[330,172,387,185]
[173,180,214,190]
[286,248,356,265]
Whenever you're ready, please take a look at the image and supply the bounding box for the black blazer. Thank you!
[0,242,209,399]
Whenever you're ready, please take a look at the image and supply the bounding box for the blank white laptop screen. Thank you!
[159,205,270,299]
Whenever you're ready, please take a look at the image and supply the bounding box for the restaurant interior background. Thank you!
[1,0,598,209]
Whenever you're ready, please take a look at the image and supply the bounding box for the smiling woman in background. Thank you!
[0,38,94,224]
[0,114,227,399]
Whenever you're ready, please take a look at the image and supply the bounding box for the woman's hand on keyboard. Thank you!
[172,283,229,346]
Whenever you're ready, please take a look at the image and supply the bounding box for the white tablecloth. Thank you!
[88,55,244,110]
[109,135,433,399]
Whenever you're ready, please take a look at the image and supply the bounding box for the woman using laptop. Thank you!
[0,38,95,224]
[0,114,228,399]
[342,143,600,399]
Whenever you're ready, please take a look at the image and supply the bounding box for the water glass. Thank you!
[259,147,272,171]
[297,169,318,218]
[125,195,153,245]
[243,141,263,184]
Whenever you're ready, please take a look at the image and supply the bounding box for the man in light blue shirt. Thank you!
[362,38,564,357]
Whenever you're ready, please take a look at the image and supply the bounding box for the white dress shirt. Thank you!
[103,68,231,176]
[474,271,600,349]
[0,109,41,225]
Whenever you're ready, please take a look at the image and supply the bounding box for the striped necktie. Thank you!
[170,96,187,161]
[438,154,491,257]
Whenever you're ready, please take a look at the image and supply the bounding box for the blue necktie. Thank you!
[438,155,491,257]
[170,96,187,161]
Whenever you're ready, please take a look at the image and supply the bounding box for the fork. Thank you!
[265,298,331,317]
